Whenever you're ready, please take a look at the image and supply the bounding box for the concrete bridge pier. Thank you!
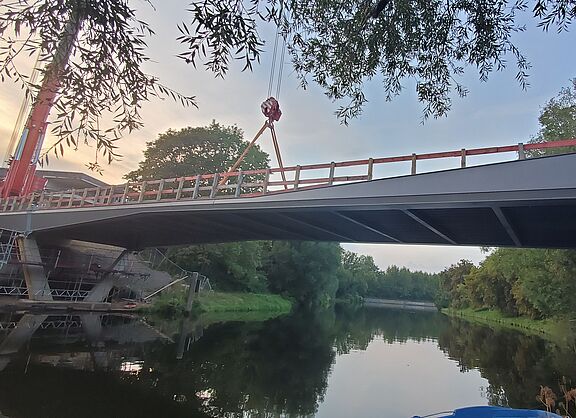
[0,314,48,371]
[16,236,52,301]
[84,249,130,303]
[80,314,109,370]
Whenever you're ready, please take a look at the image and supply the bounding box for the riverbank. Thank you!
[197,292,292,313]
[143,290,292,317]
[442,307,574,345]
[363,297,437,311]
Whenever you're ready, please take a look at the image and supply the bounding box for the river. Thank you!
[0,307,573,417]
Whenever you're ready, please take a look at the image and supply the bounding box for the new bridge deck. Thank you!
[0,152,575,249]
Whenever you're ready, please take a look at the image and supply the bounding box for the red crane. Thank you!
[0,11,83,198]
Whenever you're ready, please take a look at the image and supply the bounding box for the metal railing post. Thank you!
[367,158,374,180]
[38,191,45,208]
[193,175,201,199]
[460,149,466,168]
[156,179,165,201]
[262,169,270,194]
[175,178,184,200]
[411,154,417,175]
[235,171,244,197]
[27,193,36,210]
[210,174,220,198]
[294,166,301,190]
[328,162,335,185]
[138,181,147,203]
[94,187,101,205]
[79,188,87,207]
[121,183,130,203]
[518,143,526,160]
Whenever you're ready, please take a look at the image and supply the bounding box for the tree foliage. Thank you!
[168,242,269,293]
[366,265,438,301]
[528,78,576,156]
[181,0,575,122]
[125,121,269,180]
[0,0,196,170]
[436,259,476,308]
[336,250,439,302]
[440,250,576,318]
[336,251,380,300]
[264,241,342,307]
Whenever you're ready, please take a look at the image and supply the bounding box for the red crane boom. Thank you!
[0,10,83,198]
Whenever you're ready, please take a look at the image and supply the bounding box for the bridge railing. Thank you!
[1,138,575,212]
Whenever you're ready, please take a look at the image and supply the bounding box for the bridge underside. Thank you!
[2,153,576,249]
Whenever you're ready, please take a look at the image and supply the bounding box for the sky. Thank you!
[0,1,575,272]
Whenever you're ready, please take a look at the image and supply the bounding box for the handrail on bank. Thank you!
[1,138,575,213]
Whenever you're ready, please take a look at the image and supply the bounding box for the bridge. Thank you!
[0,140,575,249]
[0,139,575,303]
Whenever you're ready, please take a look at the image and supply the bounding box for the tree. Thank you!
[336,251,380,300]
[436,259,476,308]
[168,242,269,293]
[264,241,342,307]
[528,78,576,156]
[335,253,439,302]
[125,121,269,180]
[2,1,575,166]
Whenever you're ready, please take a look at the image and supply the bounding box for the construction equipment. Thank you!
[0,9,84,198]
[221,26,289,189]
[222,97,288,189]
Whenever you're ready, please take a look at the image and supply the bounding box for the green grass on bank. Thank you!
[442,307,574,345]
[142,290,292,317]
[196,292,292,313]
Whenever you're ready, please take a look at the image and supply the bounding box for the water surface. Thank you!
[0,307,572,417]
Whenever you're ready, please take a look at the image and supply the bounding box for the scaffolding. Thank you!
[0,230,18,269]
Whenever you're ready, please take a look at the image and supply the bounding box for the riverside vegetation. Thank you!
[143,243,439,317]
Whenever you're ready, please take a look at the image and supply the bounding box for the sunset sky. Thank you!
[0,1,574,272]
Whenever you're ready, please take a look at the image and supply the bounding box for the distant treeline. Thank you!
[166,242,439,307]
[337,251,438,302]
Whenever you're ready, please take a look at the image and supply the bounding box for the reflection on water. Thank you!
[438,318,576,409]
[0,307,573,417]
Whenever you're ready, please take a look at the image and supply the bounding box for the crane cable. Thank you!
[268,25,286,101]
[223,22,288,189]
[266,25,288,189]
[267,26,280,99]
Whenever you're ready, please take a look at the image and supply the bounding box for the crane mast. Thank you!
[0,9,83,198]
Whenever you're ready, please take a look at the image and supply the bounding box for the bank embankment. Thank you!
[442,307,575,346]
[142,290,292,317]
[364,298,437,311]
